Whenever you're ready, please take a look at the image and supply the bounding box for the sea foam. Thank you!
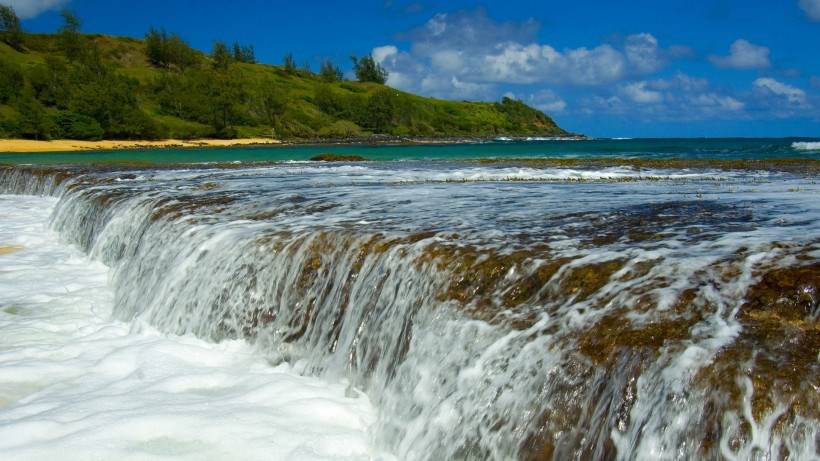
[791,141,820,151]
[0,195,380,461]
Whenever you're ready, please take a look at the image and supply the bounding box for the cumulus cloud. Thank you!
[406,9,539,57]
[420,75,495,100]
[621,81,663,104]
[799,0,820,21]
[582,73,745,120]
[527,90,567,113]
[753,78,810,109]
[481,41,630,85]
[709,39,771,69]
[368,8,815,124]
[373,8,679,101]
[371,45,398,65]
[1,0,67,19]
[624,33,663,73]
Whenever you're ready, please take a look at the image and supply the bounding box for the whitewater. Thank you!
[0,153,818,460]
[0,195,380,461]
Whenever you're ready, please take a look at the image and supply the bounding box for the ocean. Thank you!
[0,138,818,460]
[0,137,819,164]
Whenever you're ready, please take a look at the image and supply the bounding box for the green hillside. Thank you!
[0,15,570,142]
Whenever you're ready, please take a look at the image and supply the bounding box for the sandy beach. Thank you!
[0,138,281,153]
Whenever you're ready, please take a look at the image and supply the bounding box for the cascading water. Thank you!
[1,160,817,460]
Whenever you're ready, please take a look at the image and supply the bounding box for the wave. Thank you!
[494,136,583,142]
[791,141,820,151]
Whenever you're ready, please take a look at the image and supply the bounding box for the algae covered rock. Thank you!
[310,153,366,162]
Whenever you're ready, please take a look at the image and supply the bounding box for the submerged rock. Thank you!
[309,153,366,161]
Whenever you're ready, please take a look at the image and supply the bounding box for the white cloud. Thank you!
[625,33,663,73]
[582,73,745,120]
[430,49,464,72]
[1,0,67,19]
[753,78,810,107]
[481,41,629,85]
[527,90,567,112]
[371,45,398,65]
[799,0,820,21]
[689,93,745,112]
[621,81,663,104]
[709,39,771,69]
[419,75,494,100]
[374,9,678,102]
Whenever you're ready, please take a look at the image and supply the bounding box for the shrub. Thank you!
[232,42,255,64]
[319,60,343,82]
[16,94,55,140]
[351,54,387,84]
[54,111,104,140]
[317,120,362,138]
[0,59,24,103]
[0,5,24,50]
[360,88,396,132]
[145,28,199,70]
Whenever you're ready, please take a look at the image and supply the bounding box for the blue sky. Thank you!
[6,0,820,137]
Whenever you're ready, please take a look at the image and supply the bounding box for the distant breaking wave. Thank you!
[792,141,820,151]
[493,136,583,142]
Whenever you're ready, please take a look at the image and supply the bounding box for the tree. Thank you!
[0,58,24,103]
[314,85,346,118]
[495,96,552,127]
[258,86,286,127]
[351,54,387,84]
[54,111,104,140]
[28,56,71,108]
[211,41,232,69]
[232,42,255,64]
[319,60,343,82]
[145,28,199,70]
[16,93,54,140]
[362,88,396,132]
[59,10,84,60]
[0,5,23,50]
[69,62,160,139]
[283,53,296,73]
[205,69,246,136]
[145,28,163,65]
[154,68,247,137]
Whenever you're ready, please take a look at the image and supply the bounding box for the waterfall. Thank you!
[2,164,817,460]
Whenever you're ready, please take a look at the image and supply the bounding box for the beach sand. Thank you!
[0,138,281,153]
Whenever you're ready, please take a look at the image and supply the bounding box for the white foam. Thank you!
[791,141,820,151]
[0,195,381,461]
[241,164,725,183]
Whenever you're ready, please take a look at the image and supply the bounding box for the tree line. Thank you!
[1,8,159,139]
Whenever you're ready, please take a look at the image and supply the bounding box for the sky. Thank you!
[5,0,820,138]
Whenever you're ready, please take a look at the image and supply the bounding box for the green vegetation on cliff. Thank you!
[0,8,569,141]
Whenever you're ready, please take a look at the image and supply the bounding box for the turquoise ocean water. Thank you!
[1,137,819,164]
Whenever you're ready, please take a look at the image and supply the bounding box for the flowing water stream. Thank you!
[0,143,818,460]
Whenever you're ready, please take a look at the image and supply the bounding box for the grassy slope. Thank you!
[1,34,571,140]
